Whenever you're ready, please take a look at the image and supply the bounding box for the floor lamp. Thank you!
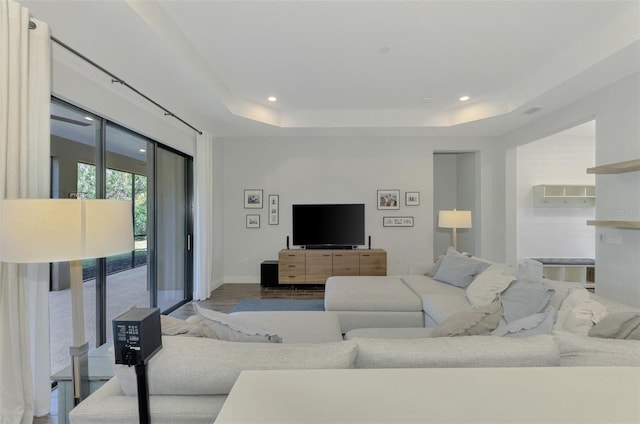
[438,209,472,251]
[0,198,133,405]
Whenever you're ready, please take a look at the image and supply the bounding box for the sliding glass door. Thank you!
[155,146,192,312]
[49,98,193,373]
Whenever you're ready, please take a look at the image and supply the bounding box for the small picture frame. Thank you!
[246,214,260,228]
[268,194,279,225]
[405,192,420,206]
[244,189,263,209]
[377,189,400,210]
[383,216,414,227]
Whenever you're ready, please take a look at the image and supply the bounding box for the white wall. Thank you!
[503,72,640,308]
[516,123,596,259]
[216,136,503,283]
[52,56,196,156]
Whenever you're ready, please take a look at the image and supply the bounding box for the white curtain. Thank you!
[193,131,215,300]
[0,0,51,422]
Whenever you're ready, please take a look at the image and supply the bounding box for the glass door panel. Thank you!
[104,124,151,342]
[156,146,190,312]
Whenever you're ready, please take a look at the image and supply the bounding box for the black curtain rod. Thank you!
[50,35,203,135]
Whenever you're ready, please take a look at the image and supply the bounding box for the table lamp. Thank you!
[0,198,133,405]
[438,209,472,251]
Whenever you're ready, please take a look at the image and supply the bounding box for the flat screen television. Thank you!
[292,204,365,249]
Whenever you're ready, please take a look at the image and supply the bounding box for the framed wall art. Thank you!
[268,194,279,225]
[246,214,260,228]
[377,189,400,210]
[383,216,414,227]
[405,192,420,206]
[244,189,263,208]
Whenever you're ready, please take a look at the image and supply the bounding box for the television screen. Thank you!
[292,204,365,248]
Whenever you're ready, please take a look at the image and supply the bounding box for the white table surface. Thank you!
[215,367,640,424]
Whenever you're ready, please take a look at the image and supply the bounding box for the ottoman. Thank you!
[324,276,424,332]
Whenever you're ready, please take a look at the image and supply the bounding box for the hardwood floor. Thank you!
[39,283,325,424]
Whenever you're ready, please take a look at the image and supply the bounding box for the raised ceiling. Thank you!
[22,0,640,137]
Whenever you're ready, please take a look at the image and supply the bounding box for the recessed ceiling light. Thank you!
[84,116,94,121]
[139,149,146,153]
[268,96,277,102]
[459,96,470,102]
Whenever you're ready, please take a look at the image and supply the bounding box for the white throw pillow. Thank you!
[160,314,216,338]
[195,304,282,343]
[465,264,516,306]
[555,287,608,336]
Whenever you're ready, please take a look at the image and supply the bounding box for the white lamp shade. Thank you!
[438,210,472,229]
[0,199,134,263]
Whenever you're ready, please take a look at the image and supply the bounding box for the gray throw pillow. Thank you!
[589,312,640,340]
[430,299,503,337]
[426,255,445,277]
[500,271,555,323]
[432,247,490,288]
[491,307,557,338]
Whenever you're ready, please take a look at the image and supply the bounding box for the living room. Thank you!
[2,1,639,423]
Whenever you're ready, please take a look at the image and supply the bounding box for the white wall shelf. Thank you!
[533,184,595,208]
[587,159,640,174]
[586,159,640,229]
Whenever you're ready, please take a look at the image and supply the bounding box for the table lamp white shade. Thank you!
[438,209,472,250]
[0,199,133,263]
[438,209,472,229]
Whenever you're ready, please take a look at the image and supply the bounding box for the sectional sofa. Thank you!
[68,249,640,424]
[325,249,638,335]
[68,316,562,424]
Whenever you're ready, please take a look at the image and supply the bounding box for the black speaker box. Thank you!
[260,260,279,287]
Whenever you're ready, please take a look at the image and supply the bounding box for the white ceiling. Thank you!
[22,0,640,137]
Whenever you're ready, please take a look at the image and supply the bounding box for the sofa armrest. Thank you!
[68,377,132,424]
[69,376,228,424]
[408,262,435,275]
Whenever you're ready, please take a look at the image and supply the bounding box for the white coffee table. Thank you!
[215,367,640,423]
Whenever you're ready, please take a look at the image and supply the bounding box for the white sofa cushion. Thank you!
[401,275,465,297]
[229,311,343,343]
[353,335,560,368]
[421,294,472,325]
[68,378,227,424]
[344,327,435,340]
[325,276,422,312]
[589,312,640,340]
[554,331,640,366]
[114,336,358,396]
